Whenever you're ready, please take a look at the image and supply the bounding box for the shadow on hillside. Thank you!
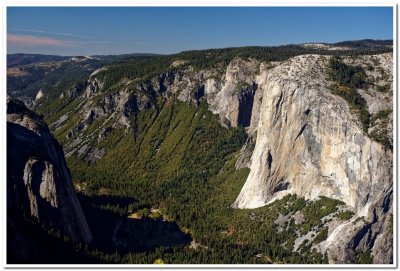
[79,194,139,209]
[78,194,191,254]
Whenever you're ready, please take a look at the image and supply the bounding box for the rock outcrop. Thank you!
[7,97,92,244]
[60,58,262,160]
[205,58,259,128]
[232,54,393,263]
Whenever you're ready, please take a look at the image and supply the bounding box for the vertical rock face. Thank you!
[205,58,259,128]
[232,54,393,263]
[233,55,392,213]
[7,98,92,244]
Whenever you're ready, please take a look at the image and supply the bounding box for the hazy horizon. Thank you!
[6,37,393,57]
[7,7,393,56]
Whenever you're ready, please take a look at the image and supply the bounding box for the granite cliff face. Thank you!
[232,54,393,263]
[204,58,259,128]
[7,98,92,245]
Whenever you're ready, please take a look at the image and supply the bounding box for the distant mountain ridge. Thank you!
[333,39,393,47]
[300,39,392,47]
[6,53,163,68]
[7,38,392,63]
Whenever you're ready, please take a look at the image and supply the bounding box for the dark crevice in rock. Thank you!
[237,83,257,127]
[267,150,273,170]
[272,181,290,194]
[125,94,139,114]
[195,85,205,102]
[381,189,392,213]
[350,223,372,250]
[294,123,307,142]
[274,92,284,122]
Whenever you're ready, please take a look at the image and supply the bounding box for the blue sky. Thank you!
[7,7,393,56]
